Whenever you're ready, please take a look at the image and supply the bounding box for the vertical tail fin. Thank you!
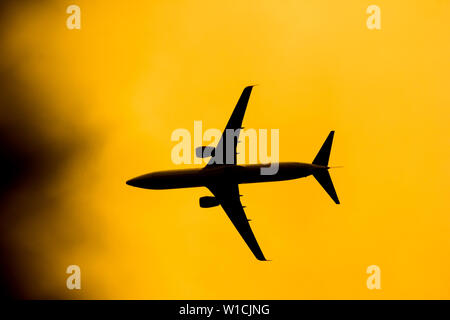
[312,131,340,204]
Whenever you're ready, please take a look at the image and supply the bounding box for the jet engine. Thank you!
[199,196,219,208]
[195,146,215,158]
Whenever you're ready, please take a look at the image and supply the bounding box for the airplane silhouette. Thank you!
[126,86,340,261]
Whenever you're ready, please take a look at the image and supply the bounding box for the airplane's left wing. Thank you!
[207,86,254,166]
[207,183,267,261]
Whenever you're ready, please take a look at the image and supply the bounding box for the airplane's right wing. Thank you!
[206,183,267,261]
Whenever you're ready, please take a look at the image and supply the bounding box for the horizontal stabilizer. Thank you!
[313,131,334,166]
[313,170,340,204]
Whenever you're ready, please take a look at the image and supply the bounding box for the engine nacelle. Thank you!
[195,146,215,158]
[199,196,219,208]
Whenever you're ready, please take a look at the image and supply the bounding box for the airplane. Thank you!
[126,86,340,261]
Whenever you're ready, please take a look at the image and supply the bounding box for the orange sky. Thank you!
[1,0,449,299]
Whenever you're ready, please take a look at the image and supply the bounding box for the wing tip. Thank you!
[245,84,258,90]
[256,254,270,261]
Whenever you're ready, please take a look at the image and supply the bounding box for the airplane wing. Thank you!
[207,183,267,261]
[207,86,254,166]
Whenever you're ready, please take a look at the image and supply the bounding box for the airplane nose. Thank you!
[126,177,141,187]
[126,174,153,188]
[126,173,156,189]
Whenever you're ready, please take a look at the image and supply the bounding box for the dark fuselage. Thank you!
[126,162,327,189]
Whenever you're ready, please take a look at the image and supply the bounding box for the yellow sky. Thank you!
[2,0,449,298]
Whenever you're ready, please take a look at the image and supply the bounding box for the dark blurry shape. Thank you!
[0,71,86,298]
[0,0,94,298]
[127,87,340,261]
